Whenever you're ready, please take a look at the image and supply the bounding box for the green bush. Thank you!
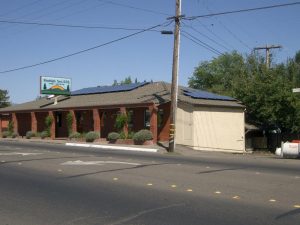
[45,115,53,137]
[2,131,11,138]
[107,132,120,141]
[119,131,126,139]
[115,113,128,131]
[8,121,14,134]
[133,129,153,144]
[41,131,50,139]
[11,132,19,138]
[127,131,135,139]
[85,131,100,142]
[26,131,36,139]
[69,132,81,139]
[66,112,73,136]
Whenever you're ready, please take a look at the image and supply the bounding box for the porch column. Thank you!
[0,116,2,137]
[31,112,37,133]
[149,104,158,143]
[120,107,128,136]
[93,109,101,134]
[12,113,18,133]
[69,110,77,133]
[48,111,55,139]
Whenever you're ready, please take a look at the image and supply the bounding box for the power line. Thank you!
[0,19,161,32]
[98,0,171,16]
[182,30,223,55]
[201,4,252,51]
[185,2,300,20]
[0,0,41,17]
[0,21,172,74]
[196,20,236,51]
[182,21,231,52]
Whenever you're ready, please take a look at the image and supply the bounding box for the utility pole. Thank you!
[169,0,182,152]
[253,45,282,68]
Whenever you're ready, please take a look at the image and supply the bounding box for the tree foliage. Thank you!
[188,51,300,132]
[0,89,10,108]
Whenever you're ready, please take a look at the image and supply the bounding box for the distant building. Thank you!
[0,81,245,152]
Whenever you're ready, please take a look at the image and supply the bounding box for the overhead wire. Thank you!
[0,19,161,32]
[0,0,41,17]
[181,30,224,56]
[184,2,300,20]
[0,21,173,74]
[201,3,252,51]
[98,0,171,16]
[182,21,231,52]
[196,20,236,50]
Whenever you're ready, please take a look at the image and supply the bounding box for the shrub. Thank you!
[45,115,53,136]
[85,131,100,142]
[11,132,19,138]
[107,132,120,141]
[119,131,126,139]
[26,131,36,139]
[69,132,81,139]
[133,129,153,144]
[41,131,50,139]
[115,113,128,131]
[66,112,73,136]
[8,121,14,134]
[127,131,135,139]
[2,131,11,138]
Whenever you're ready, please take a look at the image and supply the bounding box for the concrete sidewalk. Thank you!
[0,137,274,158]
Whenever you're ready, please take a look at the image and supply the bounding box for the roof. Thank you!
[0,82,244,113]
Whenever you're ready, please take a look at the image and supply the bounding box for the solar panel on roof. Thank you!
[71,82,149,96]
[183,89,235,101]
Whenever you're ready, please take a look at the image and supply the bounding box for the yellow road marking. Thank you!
[233,196,240,199]
[269,199,276,202]
[215,191,221,194]
[171,185,177,188]
[294,205,300,208]
[147,183,153,186]
[186,189,193,192]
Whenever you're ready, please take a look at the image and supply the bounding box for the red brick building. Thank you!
[0,82,245,152]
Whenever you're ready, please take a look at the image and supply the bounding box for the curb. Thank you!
[65,143,158,153]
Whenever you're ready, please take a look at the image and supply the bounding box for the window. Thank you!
[158,109,164,128]
[56,112,62,128]
[144,109,150,128]
[127,110,134,129]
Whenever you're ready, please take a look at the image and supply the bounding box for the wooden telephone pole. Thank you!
[169,0,182,152]
[253,45,282,68]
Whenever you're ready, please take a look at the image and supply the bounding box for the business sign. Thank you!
[40,76,71,95]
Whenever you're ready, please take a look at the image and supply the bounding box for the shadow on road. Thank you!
[275,208,300,220]
[0,155,91,165]
[197,167,248,174]
[58,163,173,179]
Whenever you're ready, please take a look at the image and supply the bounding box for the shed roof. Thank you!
[0,82,244,113]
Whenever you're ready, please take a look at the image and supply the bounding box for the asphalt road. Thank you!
[0,140,299,225]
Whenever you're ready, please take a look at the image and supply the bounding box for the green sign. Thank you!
[40,76,71,95]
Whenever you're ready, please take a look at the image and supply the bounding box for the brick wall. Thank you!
[158,102,170,142]
[16,113,31,136]
[36,112,48,132]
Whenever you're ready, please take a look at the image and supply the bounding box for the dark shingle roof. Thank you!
[0,82,244,113]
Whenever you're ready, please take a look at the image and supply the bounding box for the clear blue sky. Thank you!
[1,0,300,103]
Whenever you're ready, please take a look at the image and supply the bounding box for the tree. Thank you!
[188,51,300,132]
[112,76,138,86]
[0,89,10,108]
